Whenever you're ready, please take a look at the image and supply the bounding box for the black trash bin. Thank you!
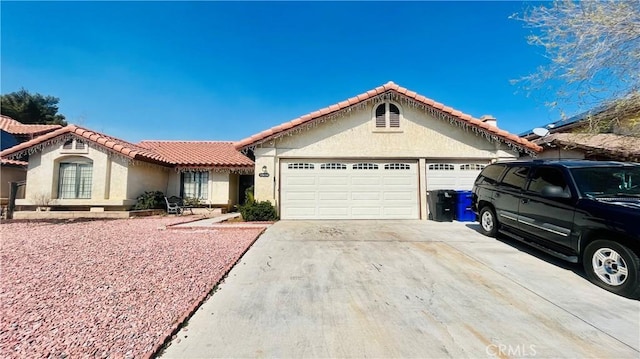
[427,190,456,222]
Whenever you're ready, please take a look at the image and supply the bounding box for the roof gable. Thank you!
[235,81,541,154]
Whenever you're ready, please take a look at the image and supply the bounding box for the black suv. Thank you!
[472,160,640,299]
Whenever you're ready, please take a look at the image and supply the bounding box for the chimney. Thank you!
[480,115,497,127]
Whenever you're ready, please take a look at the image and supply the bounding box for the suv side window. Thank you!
[528,167,569,195]
[475,164,506,185]
[500,166,529,190]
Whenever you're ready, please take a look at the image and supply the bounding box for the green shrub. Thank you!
[133,191,165,210]
[239,200,278,221]
[244,185,255,205]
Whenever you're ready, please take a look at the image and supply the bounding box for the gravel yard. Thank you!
[0,216,264,358]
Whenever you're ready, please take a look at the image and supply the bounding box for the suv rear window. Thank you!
[475,164,506,185]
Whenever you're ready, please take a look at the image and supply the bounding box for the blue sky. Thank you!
[2,1,572,143]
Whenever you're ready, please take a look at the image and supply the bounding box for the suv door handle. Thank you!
[521,198,530,204]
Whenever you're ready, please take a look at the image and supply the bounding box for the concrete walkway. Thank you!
[159,220,640,358]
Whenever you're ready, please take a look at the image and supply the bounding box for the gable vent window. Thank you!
[320,163,347,170]
[460,164,486,171]
[429,164,455,171]
[288,163,314,170]
[62,139,87,151]
[353,163,379,170]
[374,103,402,129]
[384,163,410,170]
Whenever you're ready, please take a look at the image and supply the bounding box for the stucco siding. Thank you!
[265,105,502,158]
[126,163,169,200]
[210,172,230,205]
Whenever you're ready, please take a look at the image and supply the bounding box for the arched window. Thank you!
[374,103,402,128]
[58,158,93,199]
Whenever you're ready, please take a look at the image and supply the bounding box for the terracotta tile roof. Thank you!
[138,141,254,168]
[537,133,640,161]
[0,125,254,169]
[0,125,171,165]
[234,81,542,154]
[0,115,62,135]
[0,158,28,166]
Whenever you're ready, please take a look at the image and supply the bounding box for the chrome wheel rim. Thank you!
[592,247,628,286]
[481,211,494,232]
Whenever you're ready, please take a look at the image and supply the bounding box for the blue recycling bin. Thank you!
[455,190,476,222]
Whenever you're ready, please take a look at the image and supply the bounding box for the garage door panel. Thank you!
[383,206,415,216]
[319,176,349,185]
[318,207,349,216]
[351,176,381,185]
[285,192,315,201]
[426,162,487,191]
[352,192,381,200]
[383,191,414,201]
[318,192,349,201]
[281,160,418,220]
[283,207,316,216]
[286,176,316,185]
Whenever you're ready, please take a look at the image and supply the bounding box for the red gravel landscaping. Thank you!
[0,217,265,358]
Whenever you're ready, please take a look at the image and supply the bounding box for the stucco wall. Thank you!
[210,172,230,205]
[15,142,162,207]
[126,163,169,199]
[252,102,519,206]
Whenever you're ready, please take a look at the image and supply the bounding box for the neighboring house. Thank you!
[0,114,63,142]
[0,126,253,211]
[520,100,640,162]
[1,115,62,207]
[235,81,541,220]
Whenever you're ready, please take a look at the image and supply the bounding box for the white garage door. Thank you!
[426,162,487,191]
[281,159,419,220]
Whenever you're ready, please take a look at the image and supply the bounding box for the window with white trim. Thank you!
[58,161,93,199]
[384,163,410,170]
[320,163,347,170]
[288,163,314,169]
[374,103,401,129]
[428,164,455,171]
[353,163,379,170]
[181,171,209,200]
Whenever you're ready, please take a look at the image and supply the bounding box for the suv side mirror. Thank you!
[541,185,571,199]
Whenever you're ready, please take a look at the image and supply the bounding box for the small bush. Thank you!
[183,197,202,207]
[133,191,165,210]
[244,185,255,205]
[239,200,278,221]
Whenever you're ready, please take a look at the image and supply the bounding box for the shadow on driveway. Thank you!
[464,223,587,280]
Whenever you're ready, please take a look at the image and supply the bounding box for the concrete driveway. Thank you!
[159,220,639,358]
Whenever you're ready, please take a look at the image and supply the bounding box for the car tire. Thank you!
[479,206,498,237]
[583,240,640,299]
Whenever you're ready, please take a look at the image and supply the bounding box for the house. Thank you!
[0,126,253,212]
[1,81,542,219]
[235,81,540,220]
[520,97,640,161]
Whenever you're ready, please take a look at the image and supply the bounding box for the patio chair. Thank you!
[164,196,182,215]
